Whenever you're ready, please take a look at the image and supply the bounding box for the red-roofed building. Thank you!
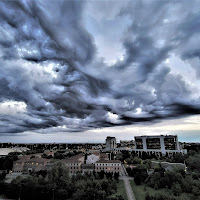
[12,157,49,173]
[61,154,85,174]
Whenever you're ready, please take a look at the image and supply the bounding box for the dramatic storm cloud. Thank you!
[0,0,200,138]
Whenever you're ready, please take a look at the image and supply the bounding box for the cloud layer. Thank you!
[0,0,200,135]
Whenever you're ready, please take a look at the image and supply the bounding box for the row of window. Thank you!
[95,163,120,166]
[67,166,80,170]
[96,167,120,170]
[65,163,79,166]
[16,162,43,165]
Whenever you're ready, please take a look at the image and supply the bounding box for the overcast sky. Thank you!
[0,0,200,143]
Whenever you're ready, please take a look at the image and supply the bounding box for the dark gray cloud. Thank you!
[0,0,200,135]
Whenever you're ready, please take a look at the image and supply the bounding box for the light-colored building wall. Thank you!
[106,137,116,149]
[12,157,49,173]
[95,160,121,174]
[63,160,82,174]
[61,154,85,174]
[134,135,185,155]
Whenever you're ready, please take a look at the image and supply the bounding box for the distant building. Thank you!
[0,148,16,158]
[12,156,49,173]
[106,136,116,150]
[0,147,29,158]
[99,153,109,160]
[12,152,121,176]
[62,154,85,175]
[120,140,136,149]
[91,144,103,150]
[134,135,187,155]
[62,159,83,174]
[95,160,121,175]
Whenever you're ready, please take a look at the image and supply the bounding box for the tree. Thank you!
[173,153,185,163]
[147,172,161,189]
[145,193,176,200]
[108,195,124,200]
[54,152,64,159]
[1,163,120,200]
[172,183,182,196]
[134,172,142,185]
[98,170,105,179]
[132,157,142,164]
[186,154,200,173]
[116,152,123,162]
[114,172,119,181]
[125,158,132,164]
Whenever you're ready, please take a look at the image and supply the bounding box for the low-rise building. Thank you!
[95,160,121,175]
[0,147,29,158]
[81,164,95,173]
[12,152,121,176]
[61,154,85,175]
[12,156,49,173]
[62,159,82,174]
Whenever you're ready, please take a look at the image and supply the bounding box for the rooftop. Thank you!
[96,160,121,163]
[62,159,81,163]
[67,153,84,160]
[24,157,49,163]
[135,135,178,138]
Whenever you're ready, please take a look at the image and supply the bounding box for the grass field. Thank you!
[130,181,174,200]
[116,180,128,200]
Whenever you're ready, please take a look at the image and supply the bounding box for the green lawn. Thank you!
[115,180,128,200]
[130,181,174,200]
[130,181,146,200]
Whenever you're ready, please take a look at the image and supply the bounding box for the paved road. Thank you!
[120,165,136,200]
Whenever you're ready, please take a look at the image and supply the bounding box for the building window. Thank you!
[164,137,176,150]
[146,138,161,149]
[135,138,143,149]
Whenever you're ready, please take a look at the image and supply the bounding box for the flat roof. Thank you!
[135,135,177,138]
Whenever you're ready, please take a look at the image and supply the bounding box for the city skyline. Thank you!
[0,1,200,143]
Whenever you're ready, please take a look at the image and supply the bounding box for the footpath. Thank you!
[120,165,136,200]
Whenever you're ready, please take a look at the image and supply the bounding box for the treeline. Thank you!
[116,150,188,164]
[126,151,200,200]
[0,163,123,200]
